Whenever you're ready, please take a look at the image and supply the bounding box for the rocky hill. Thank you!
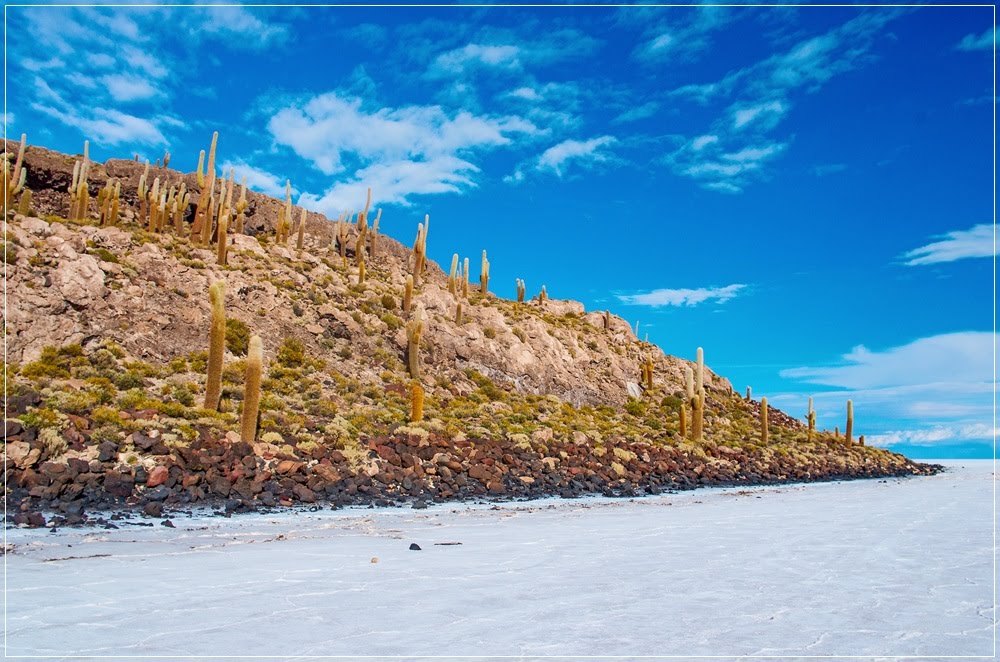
[3,137,939,527]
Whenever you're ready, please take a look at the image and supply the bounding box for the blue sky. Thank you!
[6,4,995,458]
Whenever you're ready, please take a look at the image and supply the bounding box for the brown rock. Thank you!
[147,465,169,488]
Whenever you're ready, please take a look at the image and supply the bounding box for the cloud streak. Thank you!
[901,224,995,266]
[618,284,746,307]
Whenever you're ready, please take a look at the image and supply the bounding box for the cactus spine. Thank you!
[760,396,769,444]
[410,380,425,423]
[240,335,263,443]
[448,254,459,296]
[691,388,704,441]
[480,250,490,295]
[845,399,853,445]
[406,305,424,380]
[402,275,414,314]
[516,278,526,303]
[204,281,226,410]
[807,397,816,441]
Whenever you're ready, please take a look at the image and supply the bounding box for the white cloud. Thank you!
[269,92,536,176]
[618,284,746,307]
[812,163,847,176]
[867,423,997,447]
[665,10,900,193]
[901,224,996,266]
[732,100,786,129]
[691,134,719,151]
[780,332,993,390]
[269,91,538,212]
[300,155,478,215]
[771,332,995,448]
[193,7,289,48]
[430,44,521,77]
[613,101,659,124]
[957,26,994,52]
[536,136,617,177]
[102,73,162,102]
[34,102,168,146]
[221,160,296,199]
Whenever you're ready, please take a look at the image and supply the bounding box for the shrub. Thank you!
[225,318,251,356]
[276,337,306,368]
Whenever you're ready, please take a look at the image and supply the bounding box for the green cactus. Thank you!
[204,281,226,410]
[691,388,704,441]
[406,305,424,380]
[845,399,853,445]
[480,250,490,295]
[760,396,769,444]
[240,335,263,443]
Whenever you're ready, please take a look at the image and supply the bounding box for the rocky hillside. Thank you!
[3,138,939,526]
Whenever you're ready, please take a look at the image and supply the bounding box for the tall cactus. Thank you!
[603,310,611,330]
[370,208,381,258]
[807,396,816,441]
[679,404,687,438]
[455,301,463,324]
[234,177,247,234]
[4,133,27,217]
[516,278,525,303]
[406,305,425,380]
[296,208,306,250]
[684,366,694,400]
[745,386,752,401]
[240,335,263,443]
[691,388,704,441]
[642,357,654,391]
[193,132,218,243]
[760,396,769,445]
[480,250,490,295]
[412,216,429,285]
[448,254,459,296]
[462,257,470,298]
[538,285,547,305]
[402,274,414,314]
[845,399,853,445]
[410,380,425,423]
[204,281,226,410]
[696,346,704,393]
[216,210,228,265]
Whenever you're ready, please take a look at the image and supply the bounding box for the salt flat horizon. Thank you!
[4,460,995,659]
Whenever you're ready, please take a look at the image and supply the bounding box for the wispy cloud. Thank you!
[867,423,997,447]
[624,6,735,63]
[781,332,993,390]
[774,331,994,447]
[536,136,617,176]
[956,25,994,52]
[812,163,847,176]
[428,43,522,77]
[664,10,901,193]
[9,6,288,147]
[618,284,746,307]
[901,224,995,266]
[613,101,659,124]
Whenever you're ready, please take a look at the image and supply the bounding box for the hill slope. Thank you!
[3,139,939,526]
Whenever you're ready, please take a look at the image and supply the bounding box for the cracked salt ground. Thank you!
[4,460,993,658]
